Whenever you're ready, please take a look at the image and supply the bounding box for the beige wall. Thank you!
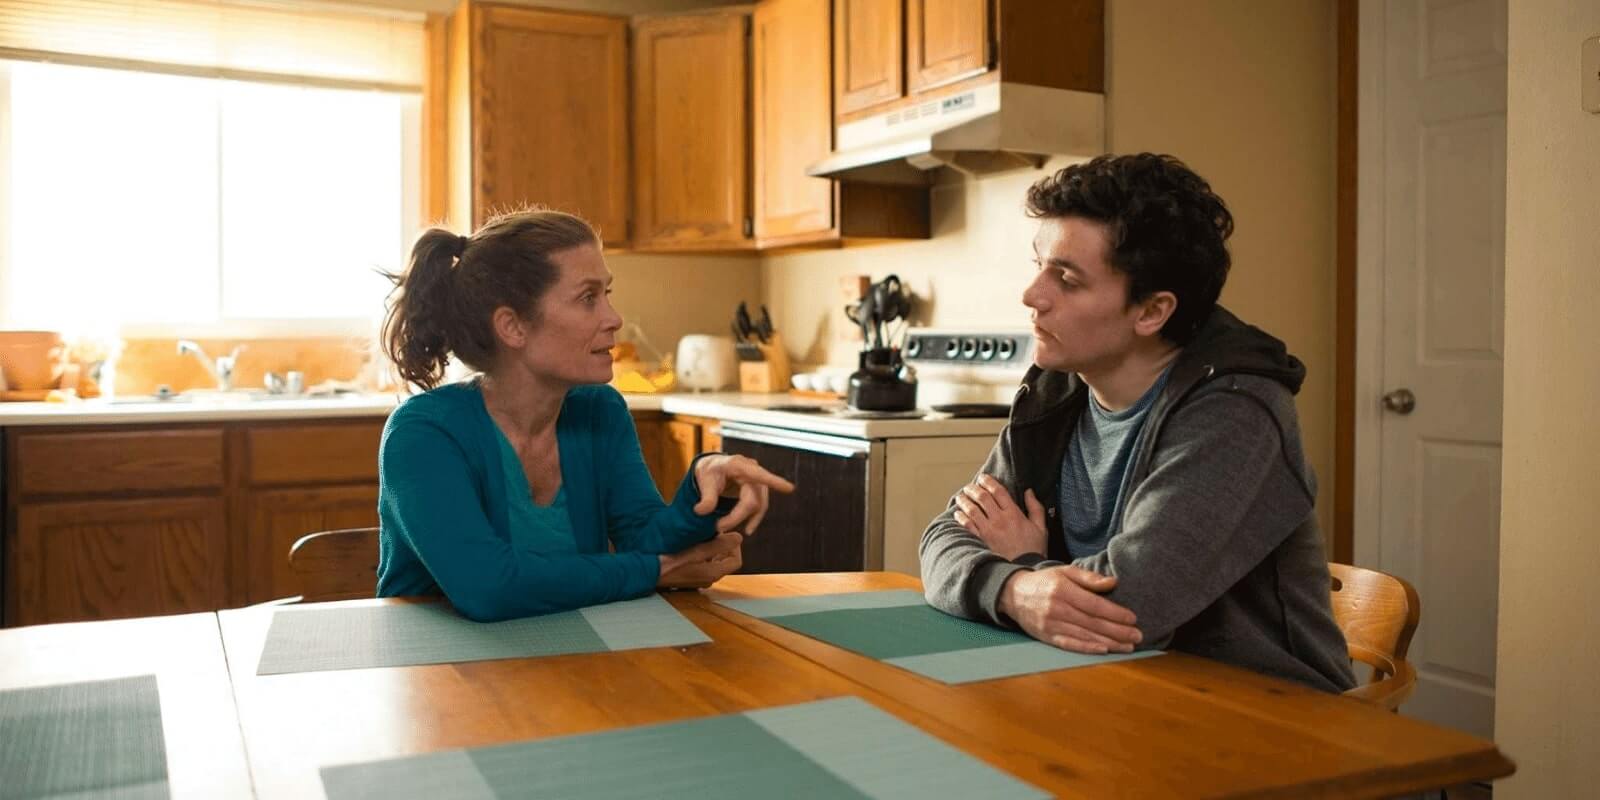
[761,0,1339,538]
[1495,1,1600,796]
[609,253,763,362]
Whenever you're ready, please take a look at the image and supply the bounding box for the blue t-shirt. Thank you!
[1060,368,1172,559]
[494,431,578,555]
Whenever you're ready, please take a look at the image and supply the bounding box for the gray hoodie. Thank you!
[920,307,1356,693]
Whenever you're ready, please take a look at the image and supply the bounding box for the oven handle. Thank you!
[718,422,871,459]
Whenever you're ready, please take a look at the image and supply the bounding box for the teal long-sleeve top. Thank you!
[376,380,722,622]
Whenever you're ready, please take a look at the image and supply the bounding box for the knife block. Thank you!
[738,333,792,393]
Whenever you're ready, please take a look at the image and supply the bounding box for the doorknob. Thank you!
[1382,388,1416,414]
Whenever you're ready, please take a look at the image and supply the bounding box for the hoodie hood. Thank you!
[1010,305,1306,427]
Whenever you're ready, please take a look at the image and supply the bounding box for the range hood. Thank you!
[806,81,1104,186]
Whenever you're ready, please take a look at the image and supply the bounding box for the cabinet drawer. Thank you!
[14,428,225,496]
[245,422,384,485]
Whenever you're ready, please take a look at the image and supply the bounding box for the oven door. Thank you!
[717,422,883,574]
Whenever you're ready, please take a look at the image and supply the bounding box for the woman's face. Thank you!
[499,243,623,387]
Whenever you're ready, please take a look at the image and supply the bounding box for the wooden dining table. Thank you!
[0,612,253,798]
[4,572,1514,798]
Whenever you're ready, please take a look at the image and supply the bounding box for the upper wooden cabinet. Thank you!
[755,0,930,246]
[832,0,1102,122]
[906,0,990,93]
[446,3,629,246]
[753,0,835,243]
[632,13,750,250]
[834,0,903,116]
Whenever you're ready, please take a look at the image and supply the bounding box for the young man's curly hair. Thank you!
[1025,153,1234,345]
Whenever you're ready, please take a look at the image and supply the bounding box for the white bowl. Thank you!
[789,374,808,390]
[826,374,849,394]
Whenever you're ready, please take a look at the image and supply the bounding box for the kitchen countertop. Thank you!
[658,392,1009,439]
[0,393,405,426]
[0,390,1009,439]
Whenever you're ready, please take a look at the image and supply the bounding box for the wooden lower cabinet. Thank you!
[3,419,385,626]
[243,485,379,605]
[9,497,229,627]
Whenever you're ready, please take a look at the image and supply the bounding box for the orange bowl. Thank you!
[0,330,65,390]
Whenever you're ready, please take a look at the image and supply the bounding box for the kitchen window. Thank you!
[0,0,426,337]
[0,59,420,334]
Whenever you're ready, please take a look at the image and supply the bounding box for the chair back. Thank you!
[1329,562,1420,711]
[288,527,380,603]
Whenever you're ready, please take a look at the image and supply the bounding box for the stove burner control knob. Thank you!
[978,338,997,360]
[905,338,922,358]
[959,338,979,359]
[944,339,961,358]
[997,338,1017,361]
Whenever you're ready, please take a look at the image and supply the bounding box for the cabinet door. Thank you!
[834,0,903,117]
[632,415,667,500]
[243,486,380,604]
[633,13,749,249]
[753,0,836,243]
[10,498,228,626]
[657,420,701,500]
[906,0,989,93]
[474,6,629,245]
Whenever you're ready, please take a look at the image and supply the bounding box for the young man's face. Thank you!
[1023,216,1148,375]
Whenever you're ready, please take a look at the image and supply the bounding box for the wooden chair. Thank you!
[287,527,381,603]
[1329,562,1420,712]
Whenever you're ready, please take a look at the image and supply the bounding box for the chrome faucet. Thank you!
[177,340,244,392]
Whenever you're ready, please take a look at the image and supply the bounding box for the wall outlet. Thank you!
[1585,36,1600,114]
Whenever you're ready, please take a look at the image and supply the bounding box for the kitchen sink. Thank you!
[104,390,364,405]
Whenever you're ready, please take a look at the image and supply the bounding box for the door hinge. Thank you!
[743,217,754,238]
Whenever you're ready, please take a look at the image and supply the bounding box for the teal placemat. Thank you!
[716,590,1159,684]
[0,674,170,799]
[320,696,1046,800]
[257,593,711,675]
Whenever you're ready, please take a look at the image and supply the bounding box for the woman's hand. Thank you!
[953,474,1048,560]
[692,454,796,534]
[657,532,744,589]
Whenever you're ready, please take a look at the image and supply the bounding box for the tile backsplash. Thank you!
[112,337,378,396]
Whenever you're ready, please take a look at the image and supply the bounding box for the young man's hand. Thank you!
[953,474,1047,560]
[998,566,1142,654]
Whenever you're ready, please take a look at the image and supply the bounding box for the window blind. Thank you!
[0,0,425,91]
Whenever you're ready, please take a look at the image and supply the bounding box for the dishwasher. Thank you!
[717,422,885,574]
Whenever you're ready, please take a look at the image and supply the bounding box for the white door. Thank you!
[1358,0,1506,738]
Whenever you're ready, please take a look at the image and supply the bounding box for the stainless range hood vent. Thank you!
[807,81,1105,186]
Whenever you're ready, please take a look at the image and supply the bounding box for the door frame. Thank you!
[1345,0,1384,568]
[1333,0,1361,566]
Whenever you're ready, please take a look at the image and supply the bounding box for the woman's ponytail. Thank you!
[382,228,466,391]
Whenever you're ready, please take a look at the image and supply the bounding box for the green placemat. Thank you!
[716,590,1159,684]
[0,674,170,799]
[257,593,711,675]
[320,696,1046,800]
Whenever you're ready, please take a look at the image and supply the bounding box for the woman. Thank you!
[377,209,793,622]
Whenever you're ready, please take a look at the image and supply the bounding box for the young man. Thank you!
[920,153,1356,693]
